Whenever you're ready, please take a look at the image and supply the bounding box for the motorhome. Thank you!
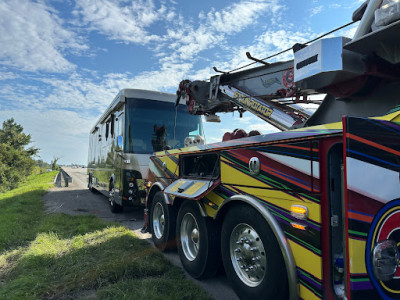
[87,89,204,212]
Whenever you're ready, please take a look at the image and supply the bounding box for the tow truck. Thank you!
[144,1,400,299]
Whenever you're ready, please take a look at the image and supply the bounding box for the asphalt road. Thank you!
[43,167,239,300]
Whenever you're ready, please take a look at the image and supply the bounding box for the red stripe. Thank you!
[343,117,351,300]
[280,143,319,152]
[346,133,400,157]
[348,211,373,223]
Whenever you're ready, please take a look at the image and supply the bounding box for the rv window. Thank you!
[125,98,203,154]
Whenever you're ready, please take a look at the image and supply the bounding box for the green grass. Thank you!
[0,172,212,300]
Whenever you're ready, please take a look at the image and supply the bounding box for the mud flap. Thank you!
[343,116,400,299]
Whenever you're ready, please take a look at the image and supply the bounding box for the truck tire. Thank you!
[150,191,176,251]
[221,204,288,300]
[176,201,221,279]
[109,183,123,213]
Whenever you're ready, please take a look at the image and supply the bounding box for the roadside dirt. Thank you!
[43,167,239,300]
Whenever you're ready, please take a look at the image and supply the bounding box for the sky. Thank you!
[0,0,363,165]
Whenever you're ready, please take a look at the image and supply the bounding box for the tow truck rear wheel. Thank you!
[176,201,221,279]
[221,204,288,300]
[150,191,176,251]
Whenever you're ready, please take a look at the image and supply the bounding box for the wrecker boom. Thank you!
[176,60,316,131]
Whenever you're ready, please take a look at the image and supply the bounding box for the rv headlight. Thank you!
[372,239,399,281]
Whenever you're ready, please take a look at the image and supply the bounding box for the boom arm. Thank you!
[177,60,319,131]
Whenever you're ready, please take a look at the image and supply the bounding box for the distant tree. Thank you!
[51,156,61,171]
[0,118,38,192]
[35,159,52,174]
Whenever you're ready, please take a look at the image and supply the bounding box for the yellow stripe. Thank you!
[239,186,321,223]
[372,111,400,121]
[221,157,273,188]
[184,181,206,195]
[289,240,322,280]
[163,148,184,155]
[203,191,225,218]
[168,180,186,192]
[299,283,321,300]
[294,121,342,131]
[157,145,202,155]
[160,156,178,176]
[206,191,225,207]
[204,204,216,217]
[293,112,400,132]
[348,238,367,274]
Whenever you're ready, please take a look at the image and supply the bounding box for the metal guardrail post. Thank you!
[60,168,72,187]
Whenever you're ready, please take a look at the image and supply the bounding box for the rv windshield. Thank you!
[125,98,204,154]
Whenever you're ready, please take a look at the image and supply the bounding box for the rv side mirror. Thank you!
[116,135,123,151]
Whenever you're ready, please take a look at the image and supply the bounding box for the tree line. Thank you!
[0,118,57,192]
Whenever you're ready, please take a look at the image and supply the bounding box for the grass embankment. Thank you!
[0,172,211,300]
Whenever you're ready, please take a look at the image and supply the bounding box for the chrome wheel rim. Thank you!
[153,202,165,239]
[109,188,115,204]
[181,212,200,261]
[229,223,267,287]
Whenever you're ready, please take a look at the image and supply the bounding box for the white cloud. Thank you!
[246,122,278,134]
[256,30,312,54]
[0,61,194,115]
[160,0,283,64]
[310,5,323,17]
[0,71,19,81]
[71,0,285,88]
[206,1,280,34]
[0,1,87,73]
[338,23,358,39]
[203,111,279,144]
[74,0,168,44]
[207,28,314,74]
[329,4,342,9]
[236,115,278,133]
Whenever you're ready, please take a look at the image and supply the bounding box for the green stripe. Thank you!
[298,268,322,286]
[348,230,367,237]
[285,232,322,255]
[299,279,322,298]
[350,277,370,282]
[299,193,320,203]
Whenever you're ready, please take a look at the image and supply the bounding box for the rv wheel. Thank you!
[88,173,94,192]
[221,204,288,300]
[109,184,123,213]
[150,192,176,251]
[176,201,221,279]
